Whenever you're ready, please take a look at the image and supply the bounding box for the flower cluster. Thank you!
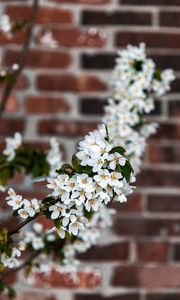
[46,137,63,176]
[46,125,134,238]
[6,189,40,219]
[22,222,56,250]
[0,15,11,35]
[3,132,22,161]
[103,43,175,173]
[0,42,175,284]
[39,31,58,49]
[0,243,25,269]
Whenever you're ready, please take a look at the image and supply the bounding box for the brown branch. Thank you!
[8,217,35,236]
[0,0,39,115]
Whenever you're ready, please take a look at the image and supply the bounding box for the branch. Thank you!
[8,217,35,236]
[0,0,39,115]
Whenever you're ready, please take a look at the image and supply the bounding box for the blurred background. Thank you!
[0,0,180,299]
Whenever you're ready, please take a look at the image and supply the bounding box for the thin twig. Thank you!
[8,217,35,236]
[0,0,39,115]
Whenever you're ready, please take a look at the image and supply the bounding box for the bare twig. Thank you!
[0,0,39,115]
[8,217,35,236]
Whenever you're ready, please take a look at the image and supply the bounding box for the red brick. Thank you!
[148,144,180,163]
[116,31,180,49]
[171,78,180,93]
[29,269,101,288]
[153,123,180,140]
[0,119,25,136]
[15,75,29,90]
[0,217,20,234]
[4,49,72,69]
[137,168,179,187]
[37,28,107,48]
[173,244,180,261]
[152,54,180,71]
[81,53,116,70]
[25,95,70,114]
[137,242,168,262]
[112,266,180,288]
[78,242,129,261]
[38,120,97,136]
[0,31,26,45]
[75,295,140,300]
[168,101,180,117]
[110,193,142,213]
[82,11,151,26]
[37,74,107,92]
[80,97,107,115]
[6,6,73,24]
[113,217,180,237]
[52,0,111,4]
[0,94,19,112]
[146,294,180,300]
[121,0,180,5]
[0,74,29,91]
[160,12,180,27]
[0,293,57,300]
[148,194,180,212]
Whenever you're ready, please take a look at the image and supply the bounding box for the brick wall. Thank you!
[0,0,180,300]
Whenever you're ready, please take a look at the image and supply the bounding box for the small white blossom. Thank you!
[3,132,22,161]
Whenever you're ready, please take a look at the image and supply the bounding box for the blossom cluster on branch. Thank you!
[0,15,175,297]
[103,43,175,173]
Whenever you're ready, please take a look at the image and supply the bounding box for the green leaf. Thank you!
[5,73,16,85]
[110,146,126,156]
[0,228,8,245]
[60,163,74,174]
[72,154,83,173]
[0,263,4,273]
[133,60,143,72]
[121,161,133,183]
[7,287,16,299]
[0,281,4,293]
[153,69,162,81]
[54,219,61,229]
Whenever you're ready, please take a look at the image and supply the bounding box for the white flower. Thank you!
[85,198,100,212]
[108,171,123,187]
[94,169,110,188]
[0,185,6,192]
[76,174,93,191]
[56,227,66,239]
[69,217,85,236]
[0,15,11,34]
[32,237,44,250]
[47,137,63,176]
[3,132,22,161]
[49,203,66,220]
[1,247,22,269]
[40,31,58,48]
[6,189,23,210]
[63,177,77,193]
[117,194,127,203]
[88,155,105,173]
[71,187,93,206]
[108,152,126,170]
[18,208,29,219]
[22,199,39,217]
[33,222,43,234]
